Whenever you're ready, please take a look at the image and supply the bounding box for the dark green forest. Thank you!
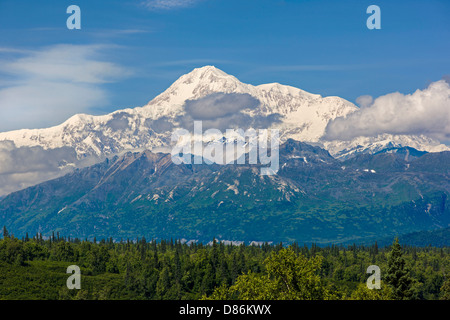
[0,228,449,300]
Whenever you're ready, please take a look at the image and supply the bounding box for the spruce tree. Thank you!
[2,226,9,238]
[385,238,413,300]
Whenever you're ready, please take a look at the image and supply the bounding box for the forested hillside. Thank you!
[0,229,449,300]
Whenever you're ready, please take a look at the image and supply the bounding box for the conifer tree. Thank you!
[385,238,413,300]
[2,226,9,238]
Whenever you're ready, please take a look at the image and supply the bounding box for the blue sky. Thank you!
[0,0,449,131]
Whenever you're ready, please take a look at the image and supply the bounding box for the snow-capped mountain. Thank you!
[0,66,358,157]
[0,66,448,194]
[1,65,447,158]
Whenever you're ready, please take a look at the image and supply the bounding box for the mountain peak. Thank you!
[189,65,229,76]
[141,65,249,115]
[174,65,241,86]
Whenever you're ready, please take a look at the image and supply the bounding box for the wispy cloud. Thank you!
[0,47,33,54]
[88,28,154,39]
[0,44,130,132]
[27,27,153,38]
[142,0,202,10]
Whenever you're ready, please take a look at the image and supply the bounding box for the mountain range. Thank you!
[0,66,448,195]
[0,66,449,245]
[0,139,449,244]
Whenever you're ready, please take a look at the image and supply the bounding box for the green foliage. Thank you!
[349,282,394,300]
[0,234,448,300]
[440,277,450,300]
[385,238,414,300]
[208,248,332,300]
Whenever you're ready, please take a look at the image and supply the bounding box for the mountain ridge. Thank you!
[0,66,448,196]
[2,66,447,156]
[1,139,448,244]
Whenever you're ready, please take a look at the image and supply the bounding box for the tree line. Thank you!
[0,227,449,300]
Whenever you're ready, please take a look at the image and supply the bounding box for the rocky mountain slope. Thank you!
[1,139,448,244]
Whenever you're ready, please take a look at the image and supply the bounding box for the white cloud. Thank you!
[176,92,281,131]
[142,0,201,10]
[355,95,373,109]
[5,45,125,84]
[324,80,450,141]
[0,44,129,131]
[0,82,105,128]
[0,140,100,196]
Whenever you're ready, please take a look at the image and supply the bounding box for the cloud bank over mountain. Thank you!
[176,92,282,131]
[0,140,100,195]
[324,80,450,141]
